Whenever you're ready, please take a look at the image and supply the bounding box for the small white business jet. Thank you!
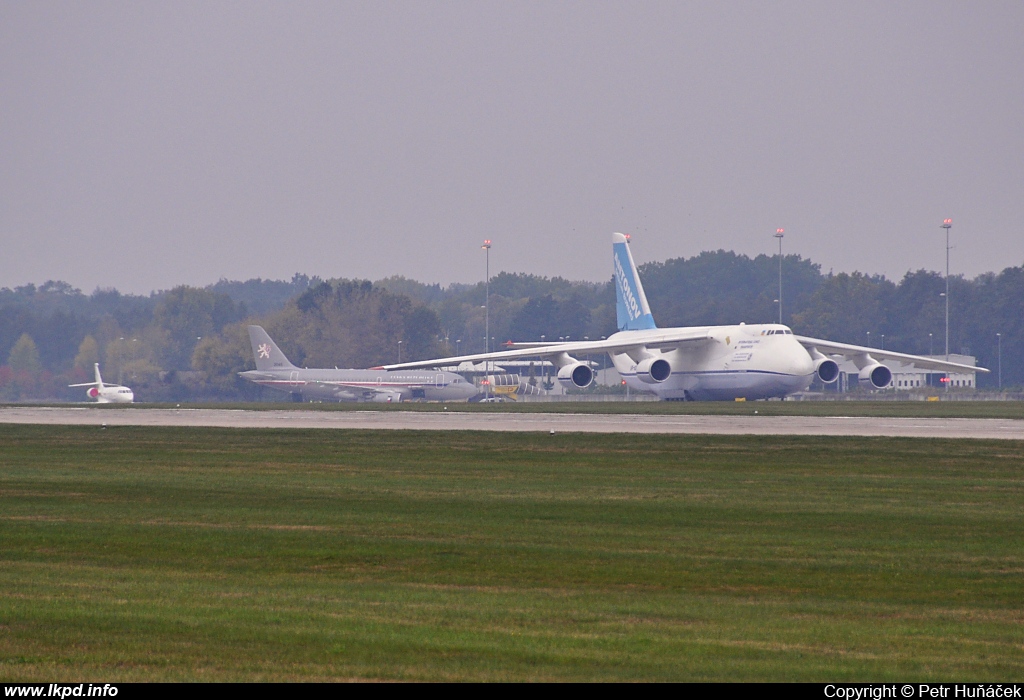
[379,233,987,401]
[70,363,134,403]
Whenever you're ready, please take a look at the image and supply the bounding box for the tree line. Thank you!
[1,252,1020,400]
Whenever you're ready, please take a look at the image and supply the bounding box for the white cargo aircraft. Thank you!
[69,363,134,403]
[380,233,987,401]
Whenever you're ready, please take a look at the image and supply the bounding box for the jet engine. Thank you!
[814,358,840,384]
[370,391,404,403]
[87,387,99,399]
[635,357,671,384]
[557,363,594,389]
[858,363,892,389]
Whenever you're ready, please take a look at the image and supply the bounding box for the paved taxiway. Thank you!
[0,407,1022,439]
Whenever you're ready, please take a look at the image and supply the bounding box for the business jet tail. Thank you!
[613,232,657,331]
[69,363,107,388]
[248,326,298,371]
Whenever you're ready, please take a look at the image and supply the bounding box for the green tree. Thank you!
[790,272,895,345]
[507,295,592,341]
[74,335,99,371]
[403,305,442,360]
[883,270,946,354]
[154,286,244,369]
[8,333,41,374]
[265,279,442,369]
[191,323,255,396]
[6,333,43,399]
[639,251,823,328]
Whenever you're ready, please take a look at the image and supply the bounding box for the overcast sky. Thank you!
[2,1,1022,295]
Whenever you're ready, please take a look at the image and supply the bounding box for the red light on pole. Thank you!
[776,228,784,235]
[942,219,952,226]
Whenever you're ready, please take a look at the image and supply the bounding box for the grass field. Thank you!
[1,425,1022,681]
[33,399,1024,420]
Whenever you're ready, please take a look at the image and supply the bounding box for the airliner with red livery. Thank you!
[239,326,478,403]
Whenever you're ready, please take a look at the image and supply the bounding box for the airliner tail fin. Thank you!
[612,233,657,331]
[248,326,297,371]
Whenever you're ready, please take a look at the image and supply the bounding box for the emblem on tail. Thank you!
[248,326,297,370]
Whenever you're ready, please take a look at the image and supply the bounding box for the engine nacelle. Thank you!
[635,357,671,384]
[858,363,892,389]
[814,358,840,384]
[87,387,99,399]
[557,363,593,389]
[370,391,403,403]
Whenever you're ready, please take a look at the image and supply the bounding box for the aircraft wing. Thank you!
[68,381,128,388]
[795,336,989,374]
[310,379,406,398]
[375,329,714,371]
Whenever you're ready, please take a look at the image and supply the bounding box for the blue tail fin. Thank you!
[612,233,657,331]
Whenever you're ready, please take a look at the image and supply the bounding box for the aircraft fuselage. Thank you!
[239,367,477,403]
[610,323,814,401]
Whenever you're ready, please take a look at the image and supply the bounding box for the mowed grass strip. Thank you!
[19,399,1024,419]
[0,426,1022,681]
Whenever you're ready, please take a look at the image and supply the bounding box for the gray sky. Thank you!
[2,1,1022,295]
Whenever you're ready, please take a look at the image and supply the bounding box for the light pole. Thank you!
[774,228,784,324]
[397,340,402,364]
[941,218,952,391]
[866,331,871,347]
[880,334,885,351]
[941,219,952,361]
[482,239,491,400]
[482,240,491,353]
[997,332,1002,390]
